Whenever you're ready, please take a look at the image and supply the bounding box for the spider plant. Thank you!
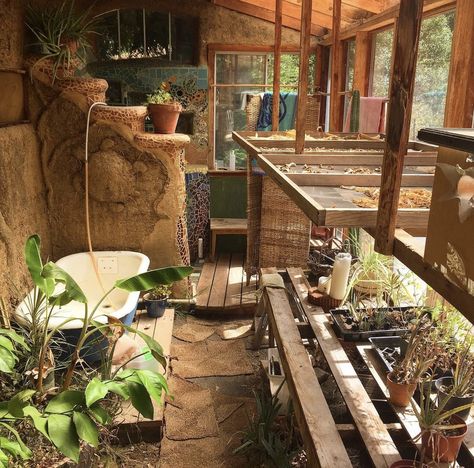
[25,0,100,83]
[449,346,474,398]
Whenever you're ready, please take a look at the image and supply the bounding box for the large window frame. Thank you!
[208,44,317,171]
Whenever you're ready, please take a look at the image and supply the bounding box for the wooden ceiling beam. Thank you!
[284,0,372,23]
[320,0,456,44]
[212,0,326,35]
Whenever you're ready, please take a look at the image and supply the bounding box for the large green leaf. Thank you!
[23,406,49,439]
[45,390,85,414]
[42,262,87,306]
[0,423,32,461]
[115,266,193,292]
[135,370,168,404]
[120,325,166,370]
[24,235,54,296]
[0,329,28,350]
[0,449,8,467]
[47,414,80,462]
[104,380,130,399]
[85,378,108,408]
[0,336,13,352]
[7,390,36,417]
[127,382,154,420]
[0,348,16,373]
[73,412,99,448]
[88,403,112,425]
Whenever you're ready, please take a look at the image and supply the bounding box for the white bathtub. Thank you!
[15,251,150,330]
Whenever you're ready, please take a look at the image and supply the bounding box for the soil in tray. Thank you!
[331,307,418,341]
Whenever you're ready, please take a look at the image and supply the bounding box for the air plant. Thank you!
[25,0,100,82]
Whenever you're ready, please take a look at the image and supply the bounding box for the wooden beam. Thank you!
[264,286,352,467]
[444,0,474,127]
[353,31,372,95]
[287,268,402,468]
[212,0,325,35]
[208,46,216,170]
[315,45,330,128]
[329,0,344,131]
[320,0,457,44]
[374,0,424,255]
[272,0,283,131]
[295,0,313,153]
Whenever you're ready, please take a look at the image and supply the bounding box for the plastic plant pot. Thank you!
[387,371,417,407]
[144,293,168,318]
[436,376,474,421]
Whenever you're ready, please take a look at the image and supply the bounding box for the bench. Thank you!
[209,217,247,260]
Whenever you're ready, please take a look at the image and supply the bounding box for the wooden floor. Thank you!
[195,253,258,313]
[118,308,174,442]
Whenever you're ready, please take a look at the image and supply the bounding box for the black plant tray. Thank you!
[368,336,404,373]
[330,306,414,342]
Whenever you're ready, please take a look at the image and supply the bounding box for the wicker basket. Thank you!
[259,177,310,269]
[305,95,321,131]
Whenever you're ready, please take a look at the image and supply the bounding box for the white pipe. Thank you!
[167,298,197,305]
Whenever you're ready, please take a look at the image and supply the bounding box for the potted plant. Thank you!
[25,0,99,83]
[436,343,474,421]
[386,313,436,407]
[414,379,473,463]
[144,284,172,318]
[146,83,182,134]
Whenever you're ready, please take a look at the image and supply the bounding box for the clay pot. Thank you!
[148,102,182,134]
[436,376,474,421]
[421,415,467,463]
[390,460,427,468]
[387,371,417,407]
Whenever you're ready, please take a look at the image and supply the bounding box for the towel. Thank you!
[343,96,386,133]
[256,92,297,131]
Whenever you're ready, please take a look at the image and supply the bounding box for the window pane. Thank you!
[345,40,355,91]
[119,9,145,59]
[214,86,261,170]
[172,15,199,64]
[216,54,267,84]
[145,11,168,58]
[267,53,315,90]
[96,12,119,60]
[411,11,455,138]
[371,29,393,97]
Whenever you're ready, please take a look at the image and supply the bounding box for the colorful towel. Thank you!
[256,92,297,131]
[343,96,386,133]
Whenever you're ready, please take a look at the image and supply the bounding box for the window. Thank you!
[212,50,315,170]
[96,9,198,64]
[344,39,356,116]
[370,11,455,138]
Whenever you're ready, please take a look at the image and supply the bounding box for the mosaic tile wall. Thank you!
[88,63,209,148]
[185,171,210,262]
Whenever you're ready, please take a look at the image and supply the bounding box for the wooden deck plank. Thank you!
[287,268,401,468]
[224,253,245,309]
[265,286,352,468]
[207,253,231,309]
[241,269,258,307]
[195,260,217,309]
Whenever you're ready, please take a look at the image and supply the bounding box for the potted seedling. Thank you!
[144,284,172,318]
[386,314,436,407]
[146,83,182,134]
[25,0,99,83]
[414,378,473,464]
[436,343,474,421]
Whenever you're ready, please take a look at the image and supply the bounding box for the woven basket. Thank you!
[245,95,261,132]
[259,177,310,268]
[305,95,321,131]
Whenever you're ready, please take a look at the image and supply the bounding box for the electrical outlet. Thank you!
[98,257,118,274]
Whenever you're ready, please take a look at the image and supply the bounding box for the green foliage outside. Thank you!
[371,12,455,137]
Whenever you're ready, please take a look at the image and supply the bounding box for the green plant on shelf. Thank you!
[146,82,175,105]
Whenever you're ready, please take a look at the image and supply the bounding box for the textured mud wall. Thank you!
[0,1,52,303]
[28,80,189,269]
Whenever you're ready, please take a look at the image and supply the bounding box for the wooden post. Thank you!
[295,0,313,154]
[374,0,424,255]
[353,31,372,96]
[444,0,474,127]
[329,0,343,131]
[272,0,283,131]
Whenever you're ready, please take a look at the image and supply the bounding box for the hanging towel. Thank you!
[343,96,386,133]
[256,92,297,131]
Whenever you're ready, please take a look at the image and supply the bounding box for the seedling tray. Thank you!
[368,336,404,373]
[329,306,415,342]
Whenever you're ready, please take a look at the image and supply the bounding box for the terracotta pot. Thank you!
[148,102,182,134]
[390,460,427,468]
[421,415,467,463]
[387,372,417,407]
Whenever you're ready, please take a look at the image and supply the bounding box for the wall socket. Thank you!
[98,257,118,274]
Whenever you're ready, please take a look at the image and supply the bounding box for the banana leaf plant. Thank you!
[0,235,192,464]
